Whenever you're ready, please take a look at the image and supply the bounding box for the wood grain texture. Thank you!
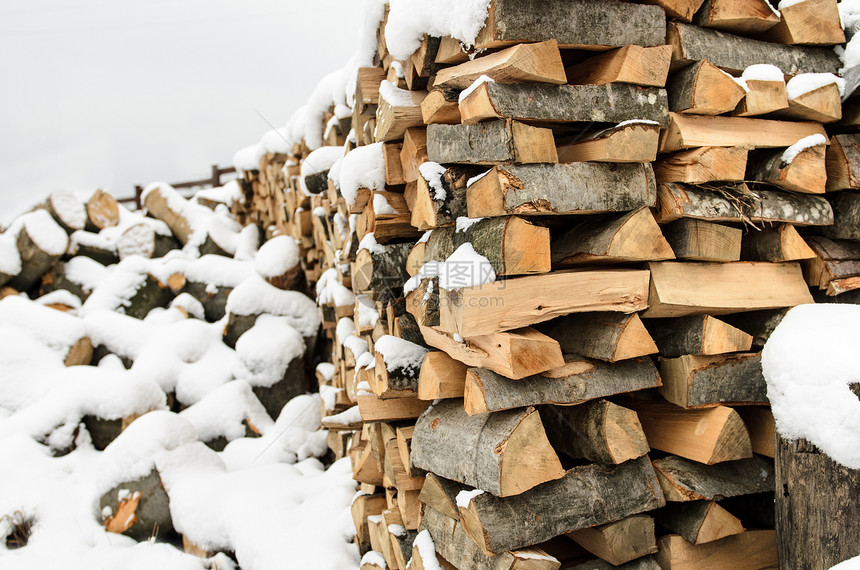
[658,353,767,408]
[652,455,773,502]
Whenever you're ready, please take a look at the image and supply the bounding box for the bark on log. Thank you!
[826,134,860,191]
[9,212,69,293]
[720,309,787,350]
[251,356,306,419]
[645,315,753,357]
[667,59,745,115]
[426,120,558,165]
[655,530,777,569]
[353,242,412,299]
[741,223,816,263]
[658,353,768,408]
[693,0,780,34]
[564,45,672,87]
[823,191,860,241]
[536,312,659,362]
[652,455,774,502]
[660,219,742,262]
[653,500,744,545]
[746,143,827,194]
[567,515,657,566]
[99,468,174,541]
[433,40,566,90]
[410,165,483,230]
[464,357,662,415]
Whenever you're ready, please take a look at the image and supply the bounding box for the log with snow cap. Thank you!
[6,210,69,292]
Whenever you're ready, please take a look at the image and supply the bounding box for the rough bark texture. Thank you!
[652,455,773,502]
[477,0,666,49]
[668,22,841,75]
[125,274,174,319]
[653,500,744,545]
[721,308,787,351]
[645,315,751,357]
[667,59,745,115]
[459,455,665,555]
[826,134,860,191]
[775,436,860,570]
[10,224,67,293]
[353,242,412,298]
[412,165,482,230]
[251,356,306,419]
[660,353,767,408]
[99,468,174,541]
[536,312,658,362]
[180,280,232,322]
[426,120,554,165]
[41,261,94,302]
[824,191,860,240]
[465,357,661,414]
[411,399,563,496]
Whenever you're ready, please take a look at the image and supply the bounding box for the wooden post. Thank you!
[134,184,144,211]
[775,435,860,569]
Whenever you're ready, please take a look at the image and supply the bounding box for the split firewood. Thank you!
[465,357,662,415]
[804,236,860,295]
[84,189,121,231]
[653,147,748,184]
[419,473,468,520]
[420,89,460,125]
[746,138,827,194]
[353,444,385,487]
[417,351,468,400]
[655,184,833,226]
[426,120,557,165]
[826,134,860,191]
[410,164,483,230]
[352,494,387,554]
[567,515,657,566]
[824,191,860,241]
[640,0,706,21]
[408,531,458,570]
[382,142,405,186]
[565,45,672,87]
[556,121,660,164]
[466,163,656,218]
[735,406,775,457]
[541,399,650,465]
[352,241,411,297]
[733,80,789,118]
[417,324,565,380]
[536,313,658,362]
[357,192,420,244]
[660,112,827,152]
[653,501,745,545]
[660,219,742,262]
[474,0,666,50]
[99,469,173,541]
[645,315,753,357]
[411,400,565,496]
[652,455,774,502]
[458,82,669,126]
[373,335,427,399]
[625,399,752,464]
[550,207,674,266]
[374,81,427,142]
[39,190,86,234]
[8,210,69,292]
[356,391,431,422]
[720,308,787,350]
[759,0,845,45]
[457,455,665,555]
[439,268,650,337]
[654,530,777,569]
[693,0,780,34]
[355,66,386,115]
[741,224,815,263]
[383,439,424,493]
[659,353,767,408]
[667,59,746,115]
[776,74,842,123]
[666,22,841,75]
[400,128,428,183]
[433,40,565,89]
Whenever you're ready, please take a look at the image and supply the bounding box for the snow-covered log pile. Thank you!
[226,0,860,568]
[0,184,361,568]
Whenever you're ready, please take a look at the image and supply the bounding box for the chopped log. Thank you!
[804,236,860,294]
[398,490,421,531]
[654,530,777,569]
[661,219,742,262]
[645,261,813,319]
[466,163,657,218]
[458,82,669,126]
[667,22,841,75]
[826,134,860,191]
[420,89,461,125]
[720,308,787,350]
[465,356,661,415]
[536,312,658,362]
[654,501,745,545]
[141,183,199,245]
[824,191,860,241]
[747,142,827,195]
[417,351,467,400]
[653,147,748,184]
[123,273,174,320]
[556,122,660,164]
[383,439,424,492]
[400,128,428,184]
[439,268,650,337]
[41,191,86,233]
[775,436,860,569]
[564,45,672,87]
[419,473,469,520]
[68,231,118,266]
[567,515,657,566]
[352,494,387,554]
[659,352,767,408]
[640,0,706,21]
[654,183,834,226]
[433,40,565,89]
[418,325,565,380]
[408,533,458,570]
[426,120,557,165]
[99,469,173,541]
[625,400,752,464]
[374,82,426,142]
[358,193,421,244]
[458,455,665,555]
[423,216,550,276]
[741,224,815,263]
[9,211,69,292]
[659,112,827,152]
[411,164,482,230]
[84,189,120,231]
[373,336,427,400]
[352,242,412,297]
[383,142,406,186]
[760,0,845,45]
[667,59,745,115]
[541,399,650,465]
[652,455,774,502]
[353,444,385,487]
[116,222,178,260]
[357,391,431,422]
[731,77,789,117]
[777,80,842,123]
[693,0,780,34]
[646,315,752,357]
[421,507,561,570]
[355,66,386,113]
[474,0,666,50]
[411,400,564,497]
[550,207,674,266]
[735,406,774,457]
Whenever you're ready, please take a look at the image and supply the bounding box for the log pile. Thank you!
[222,0,860,567]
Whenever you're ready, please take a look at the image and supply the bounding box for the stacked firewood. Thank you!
[225,0,860,567]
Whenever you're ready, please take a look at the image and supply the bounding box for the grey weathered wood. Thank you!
[40,259,101,302]
[660,353,768,408]
[99,468,174,541]
[124,274,175,320]
[465,357,661,414]
[823,191,860,240]
[71,233,119,266]
[353,242,412,296]
[459,455,665,555]
[536,313,657,362]
[775,436,860,569]
[668,22,841,75]
[469,82,669,125]
[9,218,68,293]
[180,280,232,322]
[411,399,563,496]
[421,507,560,570]
[427,120,554,165]
[477,0,666,49]
[645,315,747,357]
[653,501,742,545]
[656,183,833,226]
[721,309,788,350]
[652,455,774,502]
[303,169,330,195]
[469,163,657,217]
[413,165,481,228]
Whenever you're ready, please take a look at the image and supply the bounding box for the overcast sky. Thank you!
[0,0,361,221]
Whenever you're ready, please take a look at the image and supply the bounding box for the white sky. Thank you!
[0,0,362,221]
